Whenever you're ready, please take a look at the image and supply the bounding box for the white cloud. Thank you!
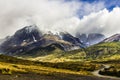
[76,7,120,37]
[0,0,79,38]
[0,0,120,38]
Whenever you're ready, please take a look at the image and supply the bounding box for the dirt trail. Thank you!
[92,64,120,80]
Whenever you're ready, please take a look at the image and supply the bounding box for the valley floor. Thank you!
[0,54,120,80]
[0,73,119,80]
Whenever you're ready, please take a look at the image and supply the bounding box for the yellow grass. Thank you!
[0,61,90,76]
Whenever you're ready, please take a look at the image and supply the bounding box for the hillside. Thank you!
[15,41,120,62]
[17,44,86,62]
[85,42,120,60]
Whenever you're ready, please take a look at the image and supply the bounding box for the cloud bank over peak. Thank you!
[0,0,80,38]
[0,0,120,38]
[77,7,120,37]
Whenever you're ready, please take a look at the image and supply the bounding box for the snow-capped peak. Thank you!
[25,24,38,33]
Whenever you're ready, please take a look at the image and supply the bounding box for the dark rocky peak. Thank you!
[0,25,42,53]
[76,33,105,46]
[88,33,105,45]
[102,34,120,42]
[12,25,42,45]
[76,33,88,43]
[59,32,81,45]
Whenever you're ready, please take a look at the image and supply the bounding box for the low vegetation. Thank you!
[92,58,120,77]
[22,48,86,62]
[85,42,120,60]
[0,54,99,76]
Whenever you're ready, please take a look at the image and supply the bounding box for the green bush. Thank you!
[0,68,12,75]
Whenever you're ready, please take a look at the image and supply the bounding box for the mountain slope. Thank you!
[102,34,120,42]
[24,48,86,62]
[85,42,120,60]
[86,34,120,60]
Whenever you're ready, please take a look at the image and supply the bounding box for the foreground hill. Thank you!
[12,42,85,62]
[86,42,120,60]
[14,41,120,62]
[18,38,120,62]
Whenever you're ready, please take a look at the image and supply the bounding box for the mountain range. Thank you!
[0,25,81,55]
[0,25,120,59]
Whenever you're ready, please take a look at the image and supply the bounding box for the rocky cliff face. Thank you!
[76,33,105,46]
[59,32,84,47]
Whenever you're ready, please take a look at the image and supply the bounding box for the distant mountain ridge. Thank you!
[102,34,120,42]
[76,33,105,46]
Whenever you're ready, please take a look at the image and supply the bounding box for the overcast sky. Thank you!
[0,0,120,38]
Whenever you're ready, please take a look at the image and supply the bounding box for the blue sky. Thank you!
[63,0,120,36]
[65,0,120,17]
[89,0,119,11]
[96,0,120,11]
[65,0,120,11]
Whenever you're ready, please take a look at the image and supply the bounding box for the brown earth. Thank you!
[0,73,119,80]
